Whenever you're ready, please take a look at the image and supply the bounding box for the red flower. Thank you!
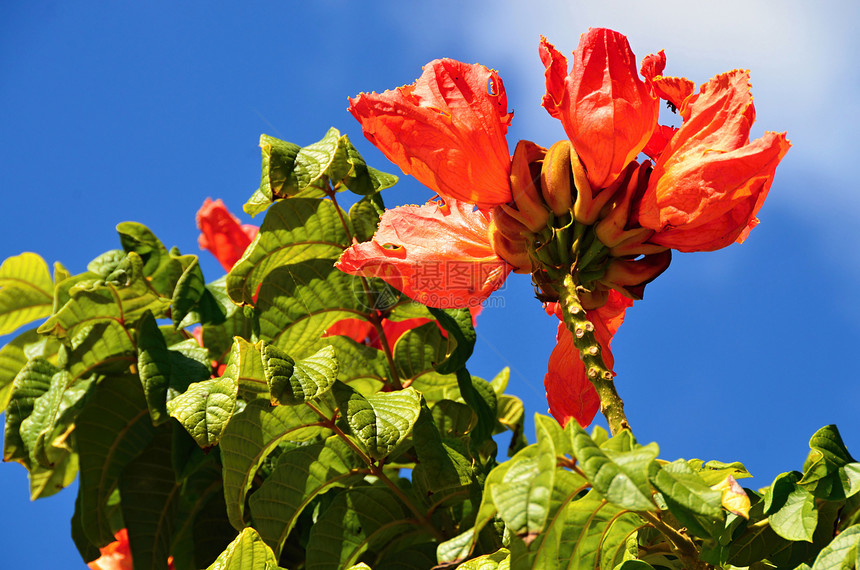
[544,291,632,427]
[637,56,791,251]
[336,199,510,309]
[349,59,514,209]
[88,529,133,570]
[196,198,259,271]
[540,29,659,191]
[87,529,175,570]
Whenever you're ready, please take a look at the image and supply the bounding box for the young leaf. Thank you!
[258,133,302,200]
[0,328,59,412]
[3,357,56,466]
[262,343,338,405]
[455,548,510,569]
[248,436,365,556]
[167,376,238,449]
[570,424,658,512]
[0,252,54,336]
[205,527,282,570]
[332,381,422,461]
[649,460,724,538]
[39,252,170,341]
[800,424,859,500]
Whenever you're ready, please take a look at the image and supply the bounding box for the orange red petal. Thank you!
[544,291,632,427]
[336,199,511,309]
[349,59,513,208]
[638,70,791,251]
[196,198,259,271]
[540,30,658,190]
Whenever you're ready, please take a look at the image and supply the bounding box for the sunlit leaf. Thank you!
[227,198,349,304]
[262,343,338,405]
[205,527,282,570]
[332,381,421,460]
[571,424,658,512]
[0,252,54,336]
[810,524,860,570]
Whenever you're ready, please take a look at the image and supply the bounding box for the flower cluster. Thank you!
[337,28,789,427]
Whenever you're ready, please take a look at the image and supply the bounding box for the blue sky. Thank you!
[2,2,859,567]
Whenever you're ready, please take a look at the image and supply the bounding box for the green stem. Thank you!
[639,511,712,570]
[558,273,630,435]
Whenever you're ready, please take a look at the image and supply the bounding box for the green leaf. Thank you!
[431,399,476,438]
[249,436,365,556]
[769,483,818,542]
[457,370,497,447]
[412,400,473,492]
[800,425,858,500]
[63,320,137,382]
[319,335,387,393]
[28,448,78,499]
[76,374,157,545]
[116,221,171,277]
[220,398,332,529]
[571,424,658,512]
[392,321,452,386]
[263,343,338,405]
[509,489,644,570]
[428,307,476,375]
[763,471,803,514]
[167,377,238,449]
[810,524,860,569]
[304,485,418,569]
[171,255,208,328]
[255,260,373,357]
[3,357,56,466]
[650,460,723,538]
[456,548,510,569]
[138,312,211,424]
[337,134,399,196]
[258,133,302,200]
[20,369,95,469]
[120,426,180,570]
[227,198,349,305]
[0,328,59,412]
[497,394,527,456]
[0,252,54,336]
[205,527,282,570]
[332,381,422,461]
[39,252,170,341]
[348,195,383,243]
[491,416,576,539]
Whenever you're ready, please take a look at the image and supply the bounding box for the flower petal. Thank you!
[336,199,511,309]
[640,51,696,112]
[638,70,791,251]
[545,291,632,427]
[349,59,513,208]
[540,30,658,190]
[196,198,259,271]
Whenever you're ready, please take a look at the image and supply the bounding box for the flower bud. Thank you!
[594,161,647,248]
[488,220,533,273]
[509,140,550,231]
[601,250,672,300]
[540,140,575,216]
[572,148,627,225]
[491,205,532,241]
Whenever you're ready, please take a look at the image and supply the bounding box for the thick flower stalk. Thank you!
[339,28,788,434]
